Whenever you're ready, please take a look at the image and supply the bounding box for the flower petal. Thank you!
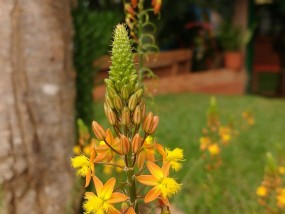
[100,177,116,200]
[126,207,136,214]
[93,152,107,162]
[85,169,91,187]
[160,196,170,207]
[92,175,103,195]
[147,161,163,179]
[145,186,161,203]
[137,175,159,186]
[107,192,128,204]
[106,129,114,145]
[108,205,121,214]
[162,162,171,178]
[156,143,166,157]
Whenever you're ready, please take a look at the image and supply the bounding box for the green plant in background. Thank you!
[216,21,255,52]
[216,21,243,52]
[124,0,161,82]
[73,0,123,126]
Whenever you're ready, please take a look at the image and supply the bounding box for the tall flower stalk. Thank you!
[71,24,183,214]
[124,0,161,82]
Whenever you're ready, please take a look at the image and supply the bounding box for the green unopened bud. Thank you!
[128,94,138,111]
[113,94,123,110]
[134,82,141,92]
[104,79,113,88]
[133,105,141,125]
[128,83,135,94]
[107,87,116,98]
[135,88,144,100]
[121,85,129,99]
[122,107,131,125]
[115,82,122,92]
[105,95,114,109]
[129,74,138,83]
[106,109,117,125]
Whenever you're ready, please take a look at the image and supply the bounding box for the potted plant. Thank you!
[217,21,244,71]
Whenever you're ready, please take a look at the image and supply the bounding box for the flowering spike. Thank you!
[108,24,137,92]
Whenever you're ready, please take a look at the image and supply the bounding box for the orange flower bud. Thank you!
[131,0,137,8]
[132,133,142,153]
[128,94,138,111]
[113,94,123,110]
[106,108,117,125]
[139,99,146,119]
[120,134,130,155]
[122,107,131,125]
[152,0,162,15]
[149,116,159,134]
[124,3,135,16]
[133,105,141,125]
[92,121,106,141]
[143,112,154,134]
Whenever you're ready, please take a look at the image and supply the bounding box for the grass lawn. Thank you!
[94,93,285,214]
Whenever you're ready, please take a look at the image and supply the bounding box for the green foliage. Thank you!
[73,2,123,125]
[217,21,243,51]
[94,93,285,213]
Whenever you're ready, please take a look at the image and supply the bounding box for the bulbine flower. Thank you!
[157,144,185,171]
[71,24,181,213]
[256,186,268,197]
[83,177,128,214]
[71,154,95,187]
[137,161,181,206]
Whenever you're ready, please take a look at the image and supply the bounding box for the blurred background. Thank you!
[0,0,285,213]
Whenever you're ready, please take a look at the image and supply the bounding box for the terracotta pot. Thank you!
[224,51,243,71]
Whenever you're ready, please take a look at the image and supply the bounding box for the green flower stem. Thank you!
[127,169,138,212]
[103,139,121,155]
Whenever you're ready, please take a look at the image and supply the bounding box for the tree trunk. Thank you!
[0,0,75,213]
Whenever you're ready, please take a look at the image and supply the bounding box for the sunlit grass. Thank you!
[94,93,285,213]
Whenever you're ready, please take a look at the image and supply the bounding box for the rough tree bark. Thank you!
[0,0,75,213]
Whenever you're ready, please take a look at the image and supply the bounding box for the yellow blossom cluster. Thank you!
[256,153,285,212]
[199,97,255,171]
[199,97,233,170]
